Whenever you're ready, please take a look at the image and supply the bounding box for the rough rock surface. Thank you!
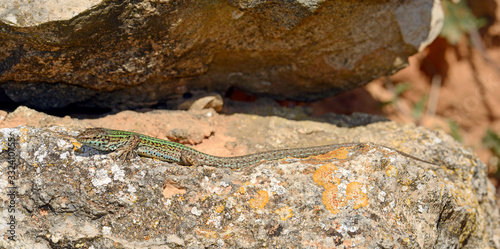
[0,0,102,27]
[0,111,499,248]
[0,0,443,110]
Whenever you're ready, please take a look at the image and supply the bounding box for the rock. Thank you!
[0,111,498,248]
[0,0,443,110]
[0,0,102,27]
[178,93,224,112]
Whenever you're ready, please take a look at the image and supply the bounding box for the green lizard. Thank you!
[76,128,438,168]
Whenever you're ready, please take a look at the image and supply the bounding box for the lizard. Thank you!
[76,127,439,169]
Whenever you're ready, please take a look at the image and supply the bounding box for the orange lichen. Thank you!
[346,182,368,209]
[196,229,217,238]
[312,147,351,160]
[249,190,269,209]
[19,127,29,143]
[274,206,293,220]
[313,163,340,187]
[313,163,346,213]
[215,205,224,213]
[385,165,398,177]
[153,220,159,228]
[72,141,82,151]
[322,184,346,214]
[325,147,350,159]
[314,162,369,213]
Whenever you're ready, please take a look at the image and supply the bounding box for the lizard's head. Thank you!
[77,128,113,151]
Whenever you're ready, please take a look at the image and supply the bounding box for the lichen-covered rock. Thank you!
[0,120,498,248]
[0,0,443,110]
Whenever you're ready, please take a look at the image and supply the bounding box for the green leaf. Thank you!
[482,129,500,173]
[448,119,463,143]
[394,83,412,97]
[412,95,428,120]
[379,83,412,107]
[440,0,487,44]
[483,129,500,157]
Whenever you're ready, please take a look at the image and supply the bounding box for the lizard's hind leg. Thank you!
[115,134,141,160]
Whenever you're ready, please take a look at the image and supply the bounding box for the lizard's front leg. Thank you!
[114,134,141,160]
[180,150,201,166]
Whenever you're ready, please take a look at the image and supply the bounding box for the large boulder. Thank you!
[0,0,443,110]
